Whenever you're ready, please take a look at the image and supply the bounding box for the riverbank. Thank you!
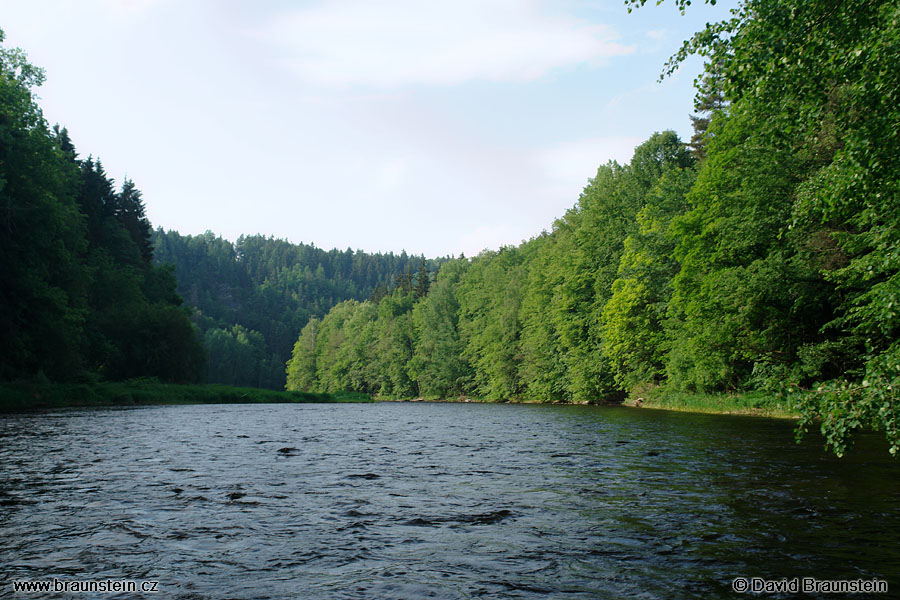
[377,390,799,418]
[0,380,372,411]
[378,396,601,405]
[624,386,799,419]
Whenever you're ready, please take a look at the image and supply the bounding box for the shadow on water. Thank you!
[0,402,897,599]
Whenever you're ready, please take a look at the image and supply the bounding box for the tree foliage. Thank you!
[287,134,694,402]
[0,30,203,385]
[284,0,899,456]
[153,229,442,389]
[634,0,900,454]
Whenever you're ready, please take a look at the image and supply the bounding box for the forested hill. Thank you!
[151,229,443,389]
[0,18,442,392]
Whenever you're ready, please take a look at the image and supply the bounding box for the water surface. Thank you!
[1,403,897,598]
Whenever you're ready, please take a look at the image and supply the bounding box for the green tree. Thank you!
[204,325,266,387]
[116,179,153,265]
[528,133,691,402]
[519,233,569,402]
[0,30,86,380]
[635,0,900,454]
[102,303,204,383]
[285,318,320,392]
[665,105,814,391]
[311,300,361,393]
[414,260,431,298]
[155,229,441,389]
[408,259,472,398]
[372,291,418,398]
[333,300,379,394]
[602,163,696,391]
[457,248,527,400]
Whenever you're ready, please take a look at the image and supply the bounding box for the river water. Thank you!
[1,402,897,599]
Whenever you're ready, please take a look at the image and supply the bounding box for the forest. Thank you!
[0,22,438,392]
[2,0,898,456]
[0,28,203,385]
[285,0,899,456]
[151,229,441,389]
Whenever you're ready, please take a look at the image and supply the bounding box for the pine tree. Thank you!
[117,179,153,265]
[688,68,727,161]
[414,261,430,298]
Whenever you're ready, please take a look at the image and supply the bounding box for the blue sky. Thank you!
[2,0,737,258]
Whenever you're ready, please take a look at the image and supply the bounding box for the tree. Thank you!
[117,179,153,265]
[103,303,204,383]
[602,163,696,391]
[0,29,86,380]
[372,291,418,398]
[519,234,569,402]
[0,28,207,386]
[457,248,527,400]
[409,259,472,398]
[205,325,266,387]
[635,0,900,454]
[414,260,431,298]
[155,229,440,389]
[688,68,726,161]
[286,318,320,392]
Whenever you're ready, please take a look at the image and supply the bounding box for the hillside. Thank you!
[152,230,443,389]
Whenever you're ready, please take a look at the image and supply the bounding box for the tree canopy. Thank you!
[0,28,203,384]
[152,229,443,389]
[285,0,900,455]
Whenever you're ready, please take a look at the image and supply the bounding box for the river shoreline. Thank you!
[1,380,797,420]
[0,381,372,411]
[378,389,801,419]
[625,395,799,419]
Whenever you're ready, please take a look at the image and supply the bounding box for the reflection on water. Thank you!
[1,403,897,599]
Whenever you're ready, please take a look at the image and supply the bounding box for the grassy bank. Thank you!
[625,385,799,419]
[0,380,372,411]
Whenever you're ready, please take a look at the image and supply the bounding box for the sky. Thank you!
[1,0,738,258]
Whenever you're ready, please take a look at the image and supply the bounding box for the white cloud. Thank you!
[253,0,633,87]
[537,136,643,186]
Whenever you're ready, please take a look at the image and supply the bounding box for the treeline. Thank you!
[289,0,899,456]
[152,229,442,389]
[285,132,693,401]
[0,29,203,384]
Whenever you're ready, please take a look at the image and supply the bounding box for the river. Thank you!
[1,402,897,599]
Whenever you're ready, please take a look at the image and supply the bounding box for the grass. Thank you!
[626,385,799,419]
[0,380,373,411]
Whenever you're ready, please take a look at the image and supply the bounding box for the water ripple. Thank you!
[1,403,898,599]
